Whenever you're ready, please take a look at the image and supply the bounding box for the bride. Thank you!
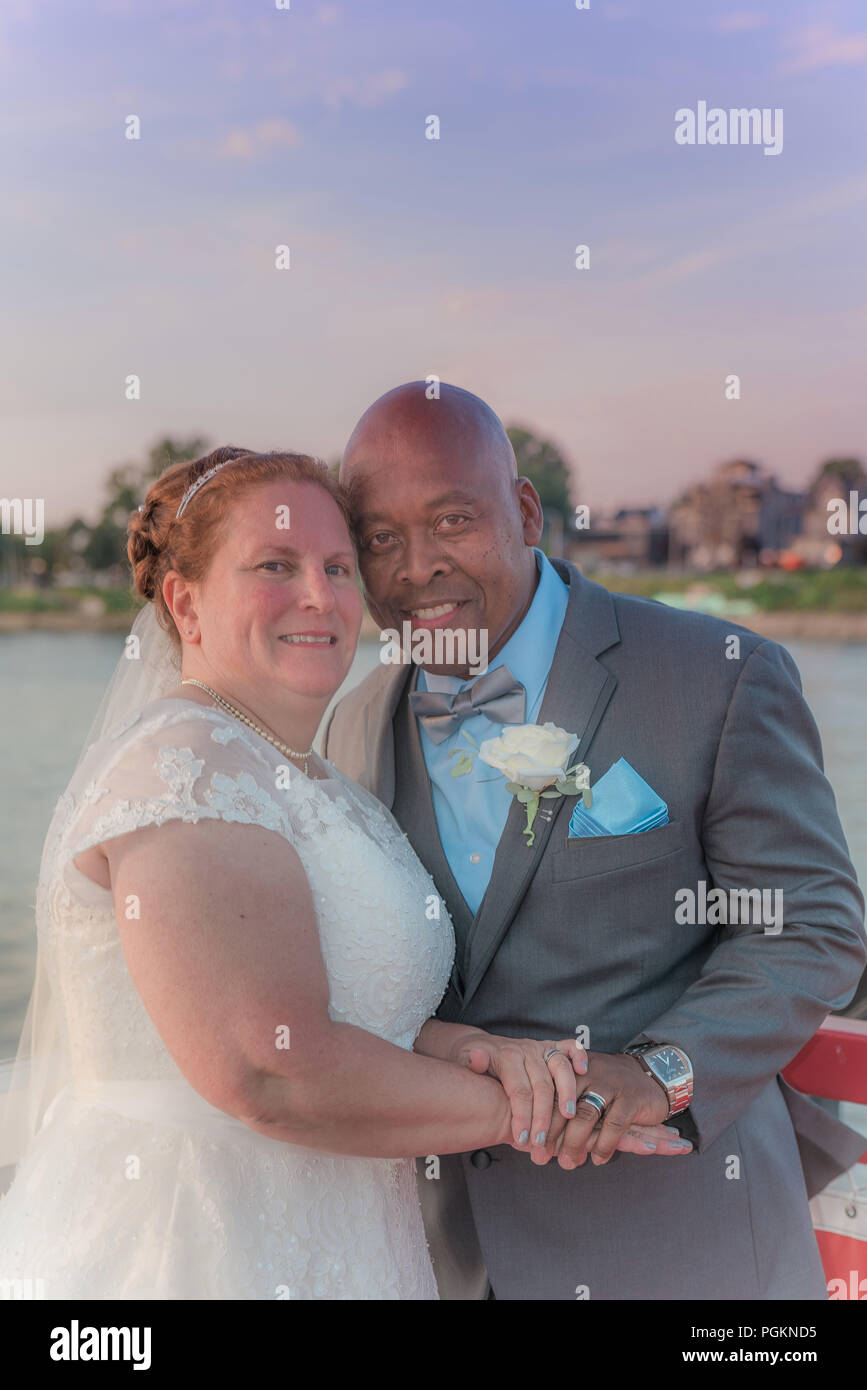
[0,447,687,1300]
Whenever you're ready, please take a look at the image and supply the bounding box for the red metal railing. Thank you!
[783,1015,867,1163]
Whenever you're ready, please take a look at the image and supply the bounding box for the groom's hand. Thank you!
[549,1051,691,1168]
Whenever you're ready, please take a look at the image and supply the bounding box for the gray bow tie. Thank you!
[409,665,526,745]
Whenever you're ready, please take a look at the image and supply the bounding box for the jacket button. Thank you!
[470,1149,492,1169]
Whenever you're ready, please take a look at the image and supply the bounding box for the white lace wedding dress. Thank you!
[0,698,455,1299]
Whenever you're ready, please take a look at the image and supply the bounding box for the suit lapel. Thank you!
[357,662,414,809]
[460,560,621,1013]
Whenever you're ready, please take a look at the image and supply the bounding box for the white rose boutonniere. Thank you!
[476,722,592,847]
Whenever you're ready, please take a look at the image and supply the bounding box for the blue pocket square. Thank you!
[568,757,669,839]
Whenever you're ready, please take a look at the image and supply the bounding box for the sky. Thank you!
[1,0,866,526]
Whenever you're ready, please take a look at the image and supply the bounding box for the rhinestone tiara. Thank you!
[174,461,231,520]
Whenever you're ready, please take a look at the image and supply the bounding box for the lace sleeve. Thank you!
[58,702,295,867]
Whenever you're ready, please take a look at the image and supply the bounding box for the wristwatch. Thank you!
[622,1040,694,1117]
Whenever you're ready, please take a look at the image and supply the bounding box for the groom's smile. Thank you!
[402,600,467,629]
[340,381,546,678]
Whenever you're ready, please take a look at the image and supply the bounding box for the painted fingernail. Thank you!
[578,1059,588,1073]
[675,1140,692,1150]
[518,1130,530,1145]
[535,1131,547,1146]
[643,1141,657,1150]
[566,1101,576,1116]
[663,1126,680,1134]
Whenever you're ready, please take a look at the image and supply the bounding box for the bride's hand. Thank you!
[453,1033,588,1162]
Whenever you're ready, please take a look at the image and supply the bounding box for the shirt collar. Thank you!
[419,548,568,711]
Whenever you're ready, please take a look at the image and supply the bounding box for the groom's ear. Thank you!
[515,478,545,546]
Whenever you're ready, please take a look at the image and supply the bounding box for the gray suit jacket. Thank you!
[323,559,867,1299]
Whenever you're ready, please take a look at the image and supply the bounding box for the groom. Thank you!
[323,381,867,1300]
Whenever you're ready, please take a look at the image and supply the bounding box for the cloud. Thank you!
[632,175,867,290]
[315,2,341,24]
[711,11,766,34]
[0,0,37,62]
[218,118,301,160]
[321,68,408,111]
[780,22,867,75]
[633,244,735,289]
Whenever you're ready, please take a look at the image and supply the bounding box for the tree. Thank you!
[817,458,866,488]
[143,436,210,484]
[506,426,575,517]
[83,435,210,575]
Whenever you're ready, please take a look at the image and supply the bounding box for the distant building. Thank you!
[565,507,669,571]
[544,455,866,574]
[667,460,804,570]
[788,468,867,567]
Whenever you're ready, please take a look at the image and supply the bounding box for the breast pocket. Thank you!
[548,818,688,883]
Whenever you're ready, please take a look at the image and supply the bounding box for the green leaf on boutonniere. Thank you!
[515,787,536,804]
[504,781,522,794]
[449,753,474,777]
[582,786,593,809]
[460,730,480,750]
[540,788,562,798]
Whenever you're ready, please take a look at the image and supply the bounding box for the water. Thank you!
[1,632,865,1057]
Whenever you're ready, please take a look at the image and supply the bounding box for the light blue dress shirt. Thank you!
[416,548,570,915]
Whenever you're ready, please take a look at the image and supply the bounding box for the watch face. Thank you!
[650,1047,687,1083]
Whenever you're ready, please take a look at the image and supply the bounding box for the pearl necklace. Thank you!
[181,678,315,775]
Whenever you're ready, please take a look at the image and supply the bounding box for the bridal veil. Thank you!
[0,604,179,1188]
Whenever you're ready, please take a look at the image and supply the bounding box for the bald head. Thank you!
[340,380,544,677]
[341,381,518,494]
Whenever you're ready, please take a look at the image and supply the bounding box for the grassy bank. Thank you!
[588,567,867,612]
[0,587,138,632]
